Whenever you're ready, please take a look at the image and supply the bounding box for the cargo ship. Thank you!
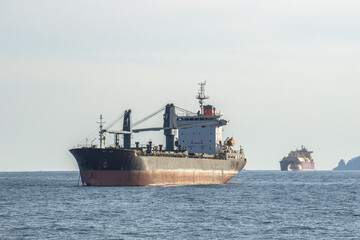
[280,146,315,171]
[70,82,247,186]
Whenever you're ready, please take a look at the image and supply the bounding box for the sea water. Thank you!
[0,171,359,239]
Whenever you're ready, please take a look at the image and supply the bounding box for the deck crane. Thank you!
[101,104,227,151]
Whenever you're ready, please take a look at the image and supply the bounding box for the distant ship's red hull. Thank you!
[281,162,315,171]
[280,146,315,171]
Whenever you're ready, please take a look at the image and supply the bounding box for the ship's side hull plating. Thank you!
[79,170,239,186]
[70,148,246,186]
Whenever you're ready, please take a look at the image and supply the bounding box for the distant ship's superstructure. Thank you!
[280,146,315,171]
[70,82,246,186]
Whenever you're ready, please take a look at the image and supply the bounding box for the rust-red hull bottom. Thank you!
[80,170,237,186]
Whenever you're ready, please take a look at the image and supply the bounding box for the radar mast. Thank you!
[196,81,209,115]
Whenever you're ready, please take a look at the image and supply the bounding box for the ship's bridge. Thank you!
[177,114,227,155]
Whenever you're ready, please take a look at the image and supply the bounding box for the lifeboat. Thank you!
[226,137,235,147]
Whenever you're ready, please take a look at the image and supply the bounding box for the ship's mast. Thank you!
[97,114,105,148]
[196,81,209,115]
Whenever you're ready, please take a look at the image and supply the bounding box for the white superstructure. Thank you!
[177,115,226,154]
[175,81,228,154]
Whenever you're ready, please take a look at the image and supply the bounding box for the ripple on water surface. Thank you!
[0,171,359,239]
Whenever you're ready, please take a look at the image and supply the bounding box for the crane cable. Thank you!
[104,112,125,131]
[175,106,197,116]
[76,105,194,146]
[132,106,165,127]
[75,112,124,146]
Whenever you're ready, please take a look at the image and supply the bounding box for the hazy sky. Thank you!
[1,0,359,171]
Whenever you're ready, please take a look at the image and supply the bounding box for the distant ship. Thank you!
[280,146,315,171]
[70,82,247,186]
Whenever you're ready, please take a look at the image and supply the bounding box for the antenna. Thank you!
[97,114,106,148]
[196,80,209,115]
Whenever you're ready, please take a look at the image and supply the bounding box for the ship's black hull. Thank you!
[70,148,246,186]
